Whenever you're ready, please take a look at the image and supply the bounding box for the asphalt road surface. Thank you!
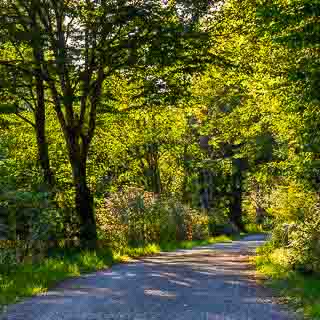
[1,234,297,320]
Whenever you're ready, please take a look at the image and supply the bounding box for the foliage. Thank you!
[96,186,210,248]
[0,0,319,313]
[289,209,320,274]
[0,0,213,249]
[255,246,320,319]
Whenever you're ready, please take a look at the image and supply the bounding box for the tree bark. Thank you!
[145,143,162,194]
[69,142,97,250]
[151,149,161,194]
[182,144,193,204]
[32,12,55,188]
[34,75,55,187]
[229,158,245,231]
[0,211,9,240]
[230,187,243,230]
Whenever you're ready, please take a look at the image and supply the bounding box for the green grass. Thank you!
[0,235,232,312]
[0,249,114,311]
[244,223,268,234]
[255,249,320,319]
[159,235,232,251]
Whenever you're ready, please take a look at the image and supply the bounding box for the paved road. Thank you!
[1,235,296,320]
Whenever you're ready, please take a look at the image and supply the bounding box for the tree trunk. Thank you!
[230,187,243,230]
[33,45,55,187]
[71,151,97,250]
[146,143,162,194]
[256,206,266,225]
[0,210,9,240]
[199,168,213,210]
[151,158,161,194]
[182,145,193,204]
[34,104,55,187]
[229,159,245,231]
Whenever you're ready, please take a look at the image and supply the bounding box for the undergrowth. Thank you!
[255,245,320,319]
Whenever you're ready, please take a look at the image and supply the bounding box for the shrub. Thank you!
[96,186,211,248]
[96,187,157,248]
[288,208,320,274]
[270,222,297,248]
[0,190,66,268]
[189,210,209,240]
[262,180,320,274]
[266,203,320,274]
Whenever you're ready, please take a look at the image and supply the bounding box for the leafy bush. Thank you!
[263,210,320,274]
[244,223,265,234]
[189,210,209,240]
[264,181,320,274]
[96,186,210,249]
[267,182,317,223]
[207,204,236,236]
[270,222,297,248]
[288,208,320,274]
[0,191,65,265]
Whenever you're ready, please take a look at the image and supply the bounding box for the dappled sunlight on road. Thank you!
[1,235,296,320]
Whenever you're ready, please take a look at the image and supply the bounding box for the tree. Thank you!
[0,0,212,249]
[257,0,320,191]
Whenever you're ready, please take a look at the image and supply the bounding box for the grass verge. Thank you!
[255,249,320,319]
[0,235,231,313]
[159,235,232,251]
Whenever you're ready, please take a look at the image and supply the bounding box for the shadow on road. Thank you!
[1,235,295,320]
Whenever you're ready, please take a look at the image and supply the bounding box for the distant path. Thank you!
[1,234,297,320]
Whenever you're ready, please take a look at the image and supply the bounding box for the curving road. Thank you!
[1,235,297,320]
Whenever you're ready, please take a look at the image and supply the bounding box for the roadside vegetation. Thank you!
[0,0,319,316]
[255,244,320,319]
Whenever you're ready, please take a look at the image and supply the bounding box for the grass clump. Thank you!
[160,235,232,251]
[255,244,320,319]
[244,223,268,234]
[120,243,161,259]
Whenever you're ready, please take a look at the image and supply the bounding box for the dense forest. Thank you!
[0,0,319,313]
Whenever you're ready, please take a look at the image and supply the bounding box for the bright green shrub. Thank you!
[264,182,320,274]
[267,182,317,223]
[190,210,209,240]
[288,209,320,273]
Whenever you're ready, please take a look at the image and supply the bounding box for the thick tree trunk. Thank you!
[256,206,266,225]
[71,151,97,250]
[199,168,214,210]
[151,161,161,194]
[229,159,245,231]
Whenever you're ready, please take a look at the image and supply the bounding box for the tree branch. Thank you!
[14,102,35,128]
